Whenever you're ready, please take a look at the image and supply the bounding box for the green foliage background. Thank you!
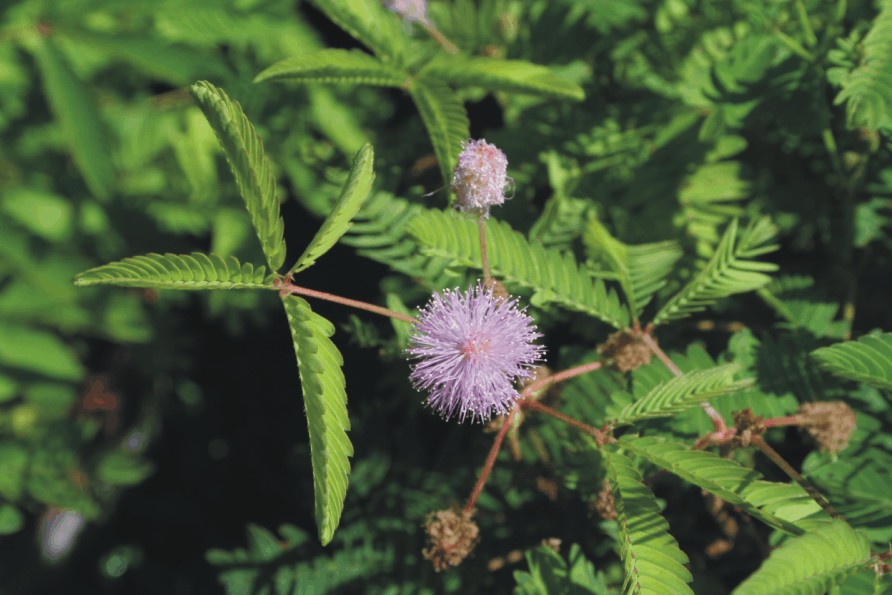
[1,0,891,593]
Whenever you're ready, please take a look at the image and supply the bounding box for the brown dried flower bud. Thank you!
[732,408,765,448]
[483,278,510,303]
[592,480,617,520]
[422,509,480,572]
[797,401,856,454]
[597,331,652,372]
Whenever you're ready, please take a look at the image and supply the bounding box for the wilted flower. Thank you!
[452,139,511,216]
[407,283,544,423]
[422,509,480,571]
[384,0,428,23]
[798,401,856,453]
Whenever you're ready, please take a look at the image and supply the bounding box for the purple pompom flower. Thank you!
[451,139,511,217]
[384,0,429,23]
[407,283,544,423]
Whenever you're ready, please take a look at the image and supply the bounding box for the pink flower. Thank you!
[384,0,429,23]
[451,139,511,217]
[407,283,544,423]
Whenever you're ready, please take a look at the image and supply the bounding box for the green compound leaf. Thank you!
[733,521,871,595]
[190,81,287,271]
[583,218,682,319]
[310,0,406,61]
[651,218,778,327]
[619,436,822,535]
[31,36,115,199]
[421,56,585,101]
[830,3,892,131]
[255,49,407,87]
[407,210,630,328]
[74,253,275,290]
[811,332,892,390]
[603,448,693,595]
[408,78,470,188]
[282,297,353,546]
[291,144,375,274]
[615,364,752,425]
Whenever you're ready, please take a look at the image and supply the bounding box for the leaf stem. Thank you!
[521,360,603,398]
[519,399,610,446]
[478,216,491,283]
[751,435,841,520]
[420,20,459,54]
[279,281,417,324]
[641,331,728,432]
[464,407,518,513]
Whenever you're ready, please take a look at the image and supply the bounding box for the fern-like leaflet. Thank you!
[811,332,892,390]
[282,297,353,546]
[191,81,287,271]
[650,218,778,327]
[74,253,274,290]
[407,210,630,328]
[603,447,693,595]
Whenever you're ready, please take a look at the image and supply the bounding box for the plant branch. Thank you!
[521,360,603,398]
[279,280,417,324]
[518,399,610,446]
[641,331,728,432]
[464,407,518,513]
[420,20,459,54]
[478,217,491,283]
[751,435,841,520]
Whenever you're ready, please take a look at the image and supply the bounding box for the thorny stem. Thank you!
[420,20,459,54]
[464,407,518,513]
[277,280,417,324]
[751,435,842,520]
[640,331,728,432]
[478,217,491,283]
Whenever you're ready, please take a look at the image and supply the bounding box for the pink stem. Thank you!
[279,282,417,324]
[478,217,491,283]
[464,407,518,513]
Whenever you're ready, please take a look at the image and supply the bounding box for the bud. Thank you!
[384,0,428,23]
[452,139,511,216]
[597,331,652,372]
[797,401,856,453]
[422,509,480,571]
[592,480,617,520]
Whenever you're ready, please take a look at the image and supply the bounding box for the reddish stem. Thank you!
[464,407,518,513]
[761,415,803,429]
[640,331,728,432]
[522,361,603,398]
[279,281,417,324]
[519,399,610,446]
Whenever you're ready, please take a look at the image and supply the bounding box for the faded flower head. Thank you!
[407,282,544,423]
[422,509,480,571]
[384,0,428,23]
[451,139,511,217]
[597,330,653,372]
[798,401,856,453]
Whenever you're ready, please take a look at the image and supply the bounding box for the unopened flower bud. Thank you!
[422,509,480,572]
[452,139,511,216]
[384,0,428,23]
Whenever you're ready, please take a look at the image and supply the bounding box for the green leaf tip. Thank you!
[291,143,376,274]
[190,80,287,272]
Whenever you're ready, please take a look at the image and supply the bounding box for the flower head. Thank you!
[384,0,428,23]
[451,139,511,217]
[407,283,544,423]
[422,509,479,571]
